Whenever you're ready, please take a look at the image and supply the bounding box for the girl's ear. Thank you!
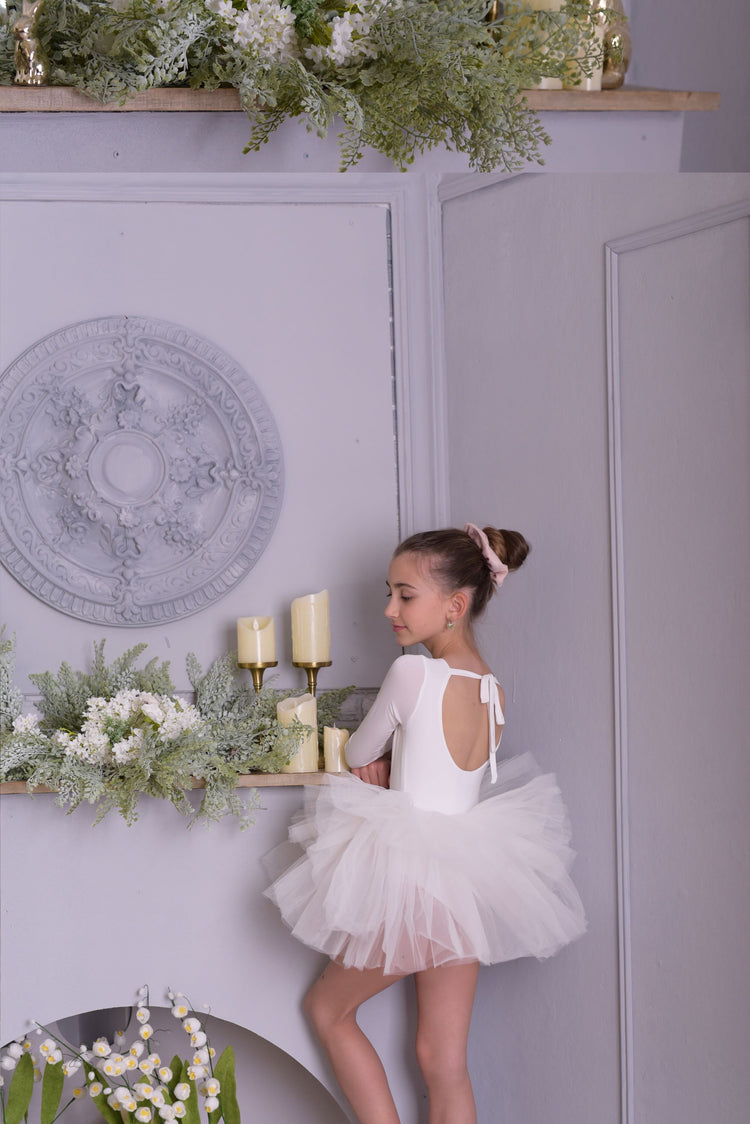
[450,590,470,622]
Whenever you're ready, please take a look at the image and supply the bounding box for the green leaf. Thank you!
[166,1055,183,1097]
[86,1073,122,1124]
[3,1053,34,1124]
[178,1060,201,1124]
[214,1046,240,1124]
[41,1060,65,1124]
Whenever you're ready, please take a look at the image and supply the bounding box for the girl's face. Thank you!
[384,552,455,650]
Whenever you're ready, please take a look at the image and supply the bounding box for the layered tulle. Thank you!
[264,755,586,975]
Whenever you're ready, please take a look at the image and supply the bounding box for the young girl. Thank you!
[265,524,586,1124]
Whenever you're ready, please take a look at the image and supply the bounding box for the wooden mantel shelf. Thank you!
[0,772,326,794]
[0,86,720,113]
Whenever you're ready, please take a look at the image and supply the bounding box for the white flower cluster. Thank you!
[50,691,204,766]
[12,713,41,735]
[303,0,388,67]
[205,0,299,62]
[204,0,390,67]
[0,987,223,1122]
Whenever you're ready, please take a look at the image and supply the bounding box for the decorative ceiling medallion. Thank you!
[0,316,284,625]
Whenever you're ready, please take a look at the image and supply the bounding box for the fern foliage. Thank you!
[0,0,617,169]
[0,641,353,828]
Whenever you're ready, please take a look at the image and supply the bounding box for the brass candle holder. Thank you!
[293,660,332,697]
[238,661,278,692]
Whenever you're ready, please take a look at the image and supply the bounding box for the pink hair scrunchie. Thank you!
[463,523,509,588]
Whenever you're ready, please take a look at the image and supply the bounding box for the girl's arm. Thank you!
[346,655,425,783]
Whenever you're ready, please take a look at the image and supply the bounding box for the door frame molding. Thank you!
[605,197,750,1124]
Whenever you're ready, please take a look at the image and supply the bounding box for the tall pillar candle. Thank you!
[237,616,275,664]
[324,727,351,773]
[291,590,330,663]
[563,0,606,91]
[526,0,564,90]
[278,693,319,773]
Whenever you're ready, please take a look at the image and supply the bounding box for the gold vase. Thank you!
[602,0,631,90]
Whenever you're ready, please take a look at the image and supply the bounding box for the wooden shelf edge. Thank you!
[0,86,720,114]
[0,772,329,795]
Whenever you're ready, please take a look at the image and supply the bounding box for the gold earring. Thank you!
[446,619,454,630]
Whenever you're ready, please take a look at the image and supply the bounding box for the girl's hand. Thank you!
[352,756,391,788]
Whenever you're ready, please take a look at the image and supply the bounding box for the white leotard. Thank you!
[346,654,505,815]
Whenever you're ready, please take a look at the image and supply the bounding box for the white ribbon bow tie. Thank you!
[479,673,504,784]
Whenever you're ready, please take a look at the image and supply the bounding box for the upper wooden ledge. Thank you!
[0,773,327,794]
[0,86,720,113]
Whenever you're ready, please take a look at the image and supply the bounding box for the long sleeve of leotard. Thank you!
[345,654,426,769]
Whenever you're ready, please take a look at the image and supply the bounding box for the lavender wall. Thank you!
[441,173,750,1124]
[629,0,750,171]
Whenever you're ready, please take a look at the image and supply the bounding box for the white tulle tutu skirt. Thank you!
[264,756,586,975]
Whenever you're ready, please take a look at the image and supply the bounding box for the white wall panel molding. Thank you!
[605,197,750,1124]
[436,172,526,203]
[0,172,449,539]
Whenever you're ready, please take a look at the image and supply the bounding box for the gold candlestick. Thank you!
[238,661,278,692]
[293,660,332,697]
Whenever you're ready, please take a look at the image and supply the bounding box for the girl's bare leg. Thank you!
[413,961,480,1124]
[304,960,404,1124]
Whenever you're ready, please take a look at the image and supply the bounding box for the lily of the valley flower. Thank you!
[102,1053,127,1076]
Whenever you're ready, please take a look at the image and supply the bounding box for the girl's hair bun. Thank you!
[485,528,530,573]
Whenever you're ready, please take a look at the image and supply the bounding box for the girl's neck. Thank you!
[423,629,488,672]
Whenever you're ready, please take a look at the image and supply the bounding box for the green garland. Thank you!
[0,0,613,170]
[0,637,353,828]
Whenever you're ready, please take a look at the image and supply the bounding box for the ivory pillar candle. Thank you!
[278,693,319,773]
[291,590,330,663]
[527,0,564,90]
[324,727,351,773]
[563,0,606,91]
[237,616,275,664]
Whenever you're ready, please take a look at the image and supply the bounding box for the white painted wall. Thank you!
[0,186,399,692]
[3,166,750,1124]
[629,0,750,172]
[441,173,750,1124]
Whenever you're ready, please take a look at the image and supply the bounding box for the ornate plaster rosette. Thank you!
[0,317,284,625]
